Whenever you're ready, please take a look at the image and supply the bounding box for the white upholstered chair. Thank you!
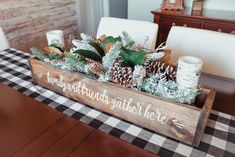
[166,26,235,93]
[0,27,10,51]
[97,17,158,50]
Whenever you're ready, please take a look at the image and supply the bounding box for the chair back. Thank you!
[97,17,158,50]
[0,27,10,51]
[166,26,235,80]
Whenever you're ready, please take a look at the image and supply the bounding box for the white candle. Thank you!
[176,56,203,89]
[169,0,176,4]
[46,30,65,48]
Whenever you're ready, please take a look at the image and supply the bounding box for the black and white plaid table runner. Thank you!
[0,48,234,157]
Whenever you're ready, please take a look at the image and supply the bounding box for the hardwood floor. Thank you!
[0,84,158,157]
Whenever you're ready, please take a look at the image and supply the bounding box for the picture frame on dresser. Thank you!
[161,0,184,11]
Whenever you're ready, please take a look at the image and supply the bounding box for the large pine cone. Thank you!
[109,62,133,87]
[145,60,176,81]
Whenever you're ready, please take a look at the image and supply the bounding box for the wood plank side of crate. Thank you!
[29,58,214,146]
[192,88,216,146]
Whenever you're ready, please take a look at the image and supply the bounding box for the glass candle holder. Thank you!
[46,30,65,48]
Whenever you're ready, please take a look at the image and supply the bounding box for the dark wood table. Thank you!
[0,83,158,157]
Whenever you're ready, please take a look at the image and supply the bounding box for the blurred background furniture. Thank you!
[152,8,235,46]
[97,17,158,50]
[0,27,10,51]
[166,26,235,114]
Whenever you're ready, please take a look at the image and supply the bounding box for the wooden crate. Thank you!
[29,58,216,146]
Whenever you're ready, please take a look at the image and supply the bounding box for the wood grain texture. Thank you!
[0,83,159,157]
[29,58,216,146]
[0,83,63,157]
[40,123,93,157]
[0,0,79,52]
[69,130,158,157]
[13,117,77,157]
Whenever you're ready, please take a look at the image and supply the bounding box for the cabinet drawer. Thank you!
[159,17,202,33]
[204,22,235,34]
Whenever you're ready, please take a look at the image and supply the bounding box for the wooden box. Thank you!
[29,58,216,146]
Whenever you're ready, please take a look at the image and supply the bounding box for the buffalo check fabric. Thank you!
[0,48,235,157]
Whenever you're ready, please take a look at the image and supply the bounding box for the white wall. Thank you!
[128,0,161,21]
[185,0,235,11]
[128,0,235,21]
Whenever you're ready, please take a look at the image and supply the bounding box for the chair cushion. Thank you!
[0,27,10,51]
[97,17,158,50]
[166,26,235,80]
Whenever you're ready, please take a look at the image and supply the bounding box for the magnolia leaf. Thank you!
[49,43,64,52]
[120,48,147,67]
[73,49,102,62]
[119,60,132,67]
[101,36,121,48]
[89,42,105,57]
[43,47,63,56]
[30,47,47,61]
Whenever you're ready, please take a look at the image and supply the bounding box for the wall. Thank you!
[128,0,235,21]
[110,0,128,18]
[128,0,161,21]
[0,0,79,52]
[185,0,235,11]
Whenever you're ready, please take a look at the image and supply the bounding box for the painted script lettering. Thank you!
[47,72,169,125]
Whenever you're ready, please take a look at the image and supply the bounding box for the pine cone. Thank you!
[109,62,133,87]
[88,62,104,76]
[145,60,176,81]
[132,65,146,89]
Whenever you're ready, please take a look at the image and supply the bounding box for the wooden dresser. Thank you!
[151,8,235,46]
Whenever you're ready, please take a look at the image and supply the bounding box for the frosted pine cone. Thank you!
[132,65,146,89]
[88,62,104,76]
[109,63,133,87]
[145,60,176,81]
[145,51,165,62]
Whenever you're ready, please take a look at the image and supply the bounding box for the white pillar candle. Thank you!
[169,0,176,4]
[176,56,203,89]
[46,30,65,48]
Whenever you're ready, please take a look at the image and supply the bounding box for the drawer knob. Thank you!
[183,24,187,27]
[231,31,235,35]
[217,28,222,32]
[172,22,176,26]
